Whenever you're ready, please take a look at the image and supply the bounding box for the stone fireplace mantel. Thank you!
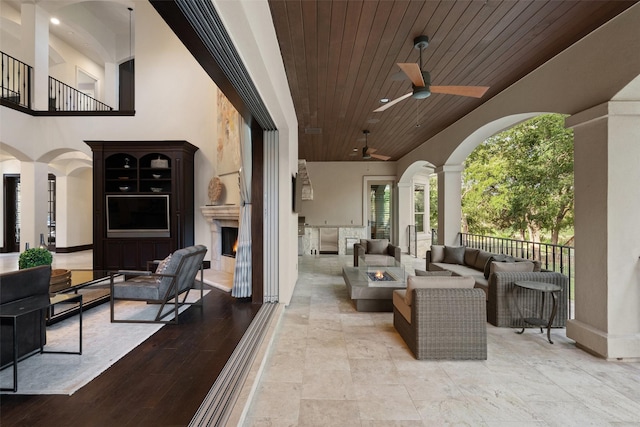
[201,205,240,273]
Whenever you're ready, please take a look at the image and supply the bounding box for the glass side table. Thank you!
[512,280,562,344]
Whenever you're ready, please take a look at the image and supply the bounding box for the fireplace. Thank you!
[200,205,240,274]
[222,227,238,258]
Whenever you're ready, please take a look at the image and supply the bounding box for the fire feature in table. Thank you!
[366,270,396,282]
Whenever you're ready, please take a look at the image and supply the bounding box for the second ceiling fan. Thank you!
[374,35,489,113]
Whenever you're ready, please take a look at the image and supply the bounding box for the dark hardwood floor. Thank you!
[0,285,261,427]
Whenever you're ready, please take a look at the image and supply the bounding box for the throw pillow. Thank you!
[430,245,445,263]
[404,275,475,306]
[443,246,465,265]
[483,254,508,279]
[474,250,493,270]
[155,254,172,283]
[415,269,453,277]
[489,261,534,276]
[367,239,389,254]
[464,248,480,267]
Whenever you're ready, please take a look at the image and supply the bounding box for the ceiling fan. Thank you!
[374,35,489,113]
[361,130,390,161]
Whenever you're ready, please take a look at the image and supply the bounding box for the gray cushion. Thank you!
[367,239,389,254]
[415,269,453,277]
[443,246,465,265]
[430,245,445,262]
[483,254,511,279]
[490,261,535,276]
[464,248,480,267]
[473,250,493,270]
[405,275,475,306]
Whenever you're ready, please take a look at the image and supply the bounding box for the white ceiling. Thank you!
[6,0,134,65]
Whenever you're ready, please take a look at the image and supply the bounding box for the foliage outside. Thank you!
[461,113,574,245]
[18,247,53,269]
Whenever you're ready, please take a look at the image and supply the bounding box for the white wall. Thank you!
[214,0,299,304]
[56,169,92,248]
[298,161,397,226]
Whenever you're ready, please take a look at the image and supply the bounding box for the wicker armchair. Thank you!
[488,271,568,327]
[353,239,401,266]
[393,283,487,360]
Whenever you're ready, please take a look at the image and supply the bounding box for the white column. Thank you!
[436,165,463,246]
[19,161,49,250]
[21,4,49,111]
[396,182,411,253]
[566,101,640,360]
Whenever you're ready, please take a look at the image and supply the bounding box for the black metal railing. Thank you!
[49,76,113,111]
[460,232,575,317]
[1,52,31,109]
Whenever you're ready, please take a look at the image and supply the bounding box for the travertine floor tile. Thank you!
[242,255,640,426]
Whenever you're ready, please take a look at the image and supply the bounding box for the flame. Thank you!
[232,239,239,254]
[374,270,384,280]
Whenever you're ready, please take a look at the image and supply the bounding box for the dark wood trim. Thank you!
[251,122,264,304]
[54,244,93,253]
[2,174,20,253]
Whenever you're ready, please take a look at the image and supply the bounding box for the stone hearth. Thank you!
[201,205,240,274]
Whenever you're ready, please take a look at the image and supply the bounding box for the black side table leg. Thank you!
[546,291,559,344]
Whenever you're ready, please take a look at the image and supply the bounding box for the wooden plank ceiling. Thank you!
[268,0,636,162]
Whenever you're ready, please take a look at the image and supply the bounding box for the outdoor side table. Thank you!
[512,280,562,344]
[0,293,82,392]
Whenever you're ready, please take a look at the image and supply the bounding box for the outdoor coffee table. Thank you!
[342,257,406,312]
[512,280,562,344]
[0,293,82,392]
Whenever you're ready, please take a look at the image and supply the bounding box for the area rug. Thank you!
[0,290,209,396]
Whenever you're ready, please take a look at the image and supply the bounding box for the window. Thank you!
[414,184,425,233]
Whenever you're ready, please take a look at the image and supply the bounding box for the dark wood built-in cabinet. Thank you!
[86,140,198,271]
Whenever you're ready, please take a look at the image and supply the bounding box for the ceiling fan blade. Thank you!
[430,85,489,98]
[370,153,391,161]
[366,147,377,154]
[373,92,412,112]
[397,63,424,87]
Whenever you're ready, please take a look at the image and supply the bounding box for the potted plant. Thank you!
[18,247,53,269]
[18,247,71,293]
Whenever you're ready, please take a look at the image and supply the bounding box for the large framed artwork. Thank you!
[217,90,241,175]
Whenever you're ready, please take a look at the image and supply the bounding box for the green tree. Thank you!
[462,114,574,244]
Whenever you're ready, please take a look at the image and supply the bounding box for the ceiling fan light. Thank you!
[362,146,371,159]
[412,86,431,99]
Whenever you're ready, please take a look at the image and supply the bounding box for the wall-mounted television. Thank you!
[106,195,170,238]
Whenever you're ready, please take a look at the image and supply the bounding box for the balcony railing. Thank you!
[49,76,113,111]
[1,52,31,109]
[460,232,575,318]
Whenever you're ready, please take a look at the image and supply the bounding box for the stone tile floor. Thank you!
[243,255,640,426]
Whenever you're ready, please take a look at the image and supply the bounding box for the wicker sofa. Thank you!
[425,245,569,328]
[393,275,487,360]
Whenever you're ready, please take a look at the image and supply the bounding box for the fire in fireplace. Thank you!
[222,227,239,258]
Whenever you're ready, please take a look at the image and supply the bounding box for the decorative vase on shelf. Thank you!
[151,156,168,169]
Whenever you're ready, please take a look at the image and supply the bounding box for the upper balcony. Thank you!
[1,51,133,116]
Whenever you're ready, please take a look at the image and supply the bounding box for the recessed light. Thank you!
[352,148,358,152]
[50,17,60,25]
[380,98,389,103]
